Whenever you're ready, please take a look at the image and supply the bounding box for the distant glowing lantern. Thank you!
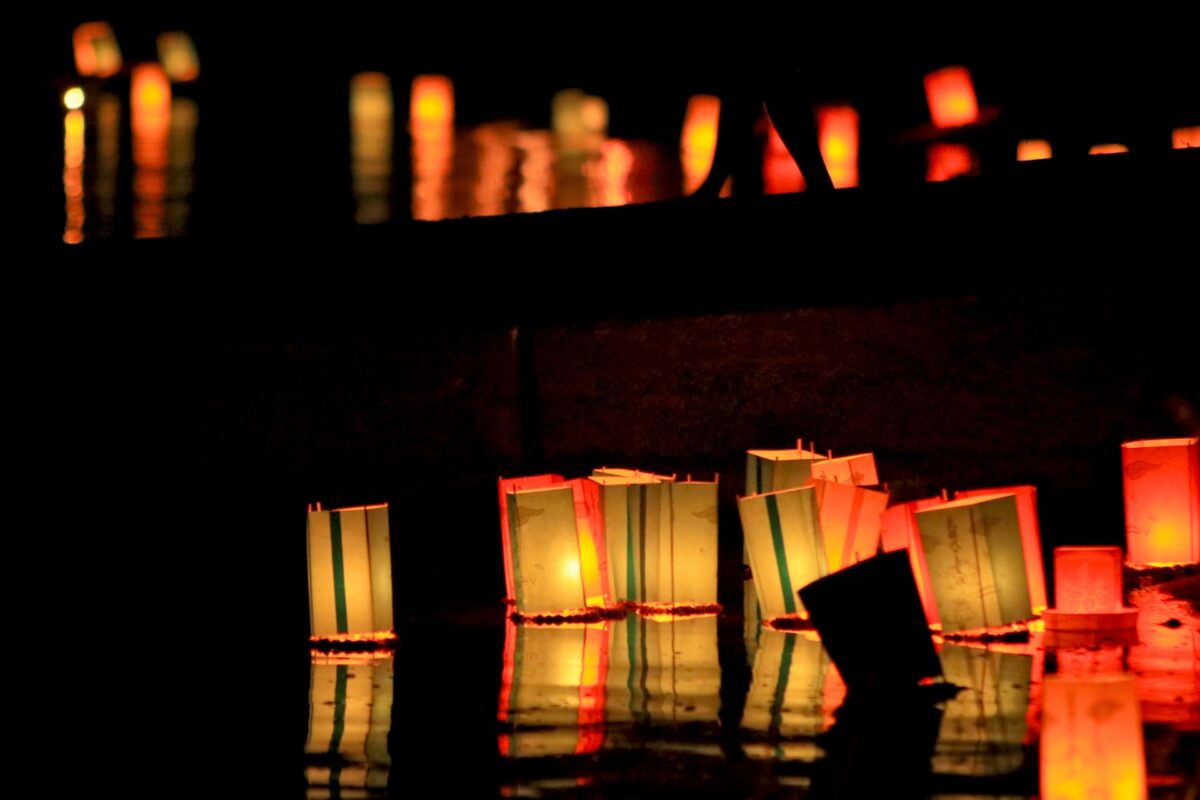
[130,63,171,239]
[350,72,394,225]
[742,630,831,761]
[63,87,85,110]
[810,452,878,486]
[1174,127,1200,149]
[410,74,454,140]
[934,645,1031,775]
[552,88,608,153]
[306,654,392,794]
[498,619,608,757]
[1089,143,1129,155]
[605,615,719,727]
[1122,437,1199,566]
[681,94,720,194]
[1041,674,1147,800]
[880,495,948,627]
[131,63,171,147]
[307,503,394,645]
[500,476,611,620]
[956,485,1048,614]
[156,31,200,82]
[810,479,888,573]
[925,66,979,129]
[1018,139,1053,161]
[745,445,826,495]
[817,105,860,189]
[739,486,826,622]
[73,22,122,78]
[63,106,85,245]
[915,493,1033,634]
[926,143,978,182]
[1044,546,1137,631]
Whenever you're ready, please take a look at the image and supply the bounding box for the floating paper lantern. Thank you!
[934,645,1031,776]
[1089,143,1129,155]
[956,485,1048,614]
[926,143,977,182]
[1174,127,1200,149]
[739,486,826,621]
[156,31,200,82]
[817,105,860,189]
[1041,674,1147,800]
[552,88,608,153]
[605,615,719,727]
[498,619,608,757]
[306,654,392,796]
[500,476,611,619]
[681,94,721,194]
[762,119,805,194]
[880,496,948,627]
[1122,437,1200,566]
[1017,139,1053,161]
[924,66,979,129]
[410,74,454,139]
[810,478,888,573]
[742,630,832,761]
[810,452,878,486]
[915,493,1032,634]
[73,21,122,78]
[1044,546,1137,631]
[307,504,394,645]
[745,446,826,495]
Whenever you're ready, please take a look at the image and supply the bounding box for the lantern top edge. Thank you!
[914,491,1015,511]
[308,502,389,514]
[737,484,816,501]
[808,477,887,496]
[1122,437,1198,449]
[1055,544,1122,555]
[747,448,827,462]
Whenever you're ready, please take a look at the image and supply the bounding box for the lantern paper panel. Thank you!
[499,474,565,602]
[604,615,720,726]
[810,479,888,573]
[924,66,980,129]
[739,487,827,621]
[956,485,1048,614]
[1044,546,1137,631]
[1040,674,1147,800]
[810,452,879,486]
[742,630,831,762]
[73,22,122,78]
[305,655,393,797]
[880,496,948,628]
[933,645,1031,777]
[498,620,608,758]
[916,493,1032,634]
[307,504,393,642]
[1122,437,1200,566]
[745,447,826,495]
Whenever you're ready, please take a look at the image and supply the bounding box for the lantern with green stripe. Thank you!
[604,614,720,727]
[742,629,836,761]
[307,504,394,645]
[738,486,827,622]
[744,446,827,496]
[305,653,392,795]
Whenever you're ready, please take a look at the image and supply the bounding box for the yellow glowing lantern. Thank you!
[156,31,200,82]
[73,21,122,78]
[810,479,888,573]
[1174,126,1200,149]
[306,654,392,795]
[410,74,454,140]
[1018,139,1053,161]
[1089,143,1129,155]
[1122,437,1199,566]
[926,143,977,182]
[745,444,827,495]
[63,105,85,245]
[924,66,980,129]
[681,94,720,194]
[742,630,831,761]
[1044,546,1137,631]
[934,645,1031,776]
[605,615,720,726]
[130,63,171,239]
[307,504,394,645]
[817,105,859,189]
[880,496,948,628]
[739,486,826,622]
[810,452,878,486]
[956,484,1048,614]
[500,476,611,620]
[915,493,1032,634]
[498,619,608,757]
[1041,674,1147,800]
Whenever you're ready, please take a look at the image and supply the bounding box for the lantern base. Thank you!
[762,614,814,632]
[939,621,1031,642]
[511,606,628,625]
[1043,608,1138,632]
[624,601,723,620]
[1044,627,1140,650]
[309,631,398,653]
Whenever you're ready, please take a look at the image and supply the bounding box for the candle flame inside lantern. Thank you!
[73,21,122,78]
[1018,139,1053,161]
[63,87,85,110]
[410,74,454,139]
[924,66,979,129]
[681,94,720,194]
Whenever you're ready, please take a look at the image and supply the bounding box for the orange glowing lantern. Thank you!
[498,619,608,757]
[132,63,171,145]
[1089,143,1129,156]
[934,645,1032,776]
[552,88,608,153]
[307,503,394,646]
[956,485,1048,614]
[1174,127,1200,149]
[1044,546,1137,631]
[156,31,200,82]
[817,106,859,189]
[763,120,805,194]
[500,476,611,620]
[924,66,980,129]
[880,495,948,627]
[738,486,826,622]
[742,630,831,761]
[810,478,888,573]
[810,452,878,486]
[1041,674,1147,800]
[926,143,977,182]
[306,654,392,794]
[410,74,454,140]
[605,615,719,726]
[681,94,720,194]
[1122,437,1199,566]
[915,493,1033,634]
[73,22,122,78]
[1018,139,1053,161]
[130,63,171,239]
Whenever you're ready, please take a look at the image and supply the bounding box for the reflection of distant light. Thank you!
[516,130,554,213]
[63,87,85,110]
[73,21,122,78]
[96,94,121,237]
[594,139,633,207]
[1017,139,1053,161]
[63,109,85,244]
[925,66,979,129]
[410,75,454,139]
[131,64,171,239]
[156,31,200,82]
[472,124,516,217]
[818,105,859,189]
[681,95,720,194]
[1089,143,1129,156]
[351,72,394,225]
[166,98,198,236]
[1174,126,1200,149]
[926,143,978,182]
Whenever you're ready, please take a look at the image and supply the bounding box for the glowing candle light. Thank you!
[306,654,392,795]
[63,87,85,111]
[1018,139,1053,161]
[738,486,826,623]
[924,66,980,129]
[131,63,171,239]
[1044,546,1137,631]
[410,74,454,140]
[1174,126,1200,149]
[307,503,394,646]
[1122,437,1199,566]
[817,105,859,189]
[350,72,394,225]
[72,21,122,78]
[681,94,720,194]
[156,31,200,82]
[1089,143,1129,156]
[926,143,978,182]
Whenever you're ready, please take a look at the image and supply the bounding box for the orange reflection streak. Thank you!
[817,105,859,189]
[1122,438,1200,566]
[763,120,805,194]
[1174,126,1200,149]
[590,139,633,207]
[926,143,977,182]
[166,98,197,237]
[156,32,200,82]
[472,123,516,217]
[516,130,554,213]
[576,623,608,753]
[1018,139,1053,161]
[410,74,454,139]
[681,94,720,194]
[96,94,120,237]
[63,109,85,244]
[924,66,979,129]
[131,64,171,239]
[73,22,122,78]
[1089,143,1129,155]
[350,72,394,225]
[410,75,455,220]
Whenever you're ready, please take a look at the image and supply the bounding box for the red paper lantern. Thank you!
[1044,546,1137,631]
[1122,437,1200,566]
[924,66,979,129]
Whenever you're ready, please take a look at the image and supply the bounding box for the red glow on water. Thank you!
[926,143,977,182]
[925,66,979,129]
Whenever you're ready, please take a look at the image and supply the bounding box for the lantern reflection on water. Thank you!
[926,142,978,182]
[498,619,608,757]
[306,654,392,797]
[743,630,840,761]
[73,21,122,78]
[604,615,719,728]
[933,645,1031,776]
[307,504,394,645]
[351,72,394,225]
[63,103,85,244]
[1122,437,1199,566]
[739,486,826,622]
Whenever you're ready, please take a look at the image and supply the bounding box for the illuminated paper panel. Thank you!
[811,479,888,573]
[1055,546,1124,613]
[506,485,589,615]
[595,475,663,603]
[1122,437,1200,565]
[810,453,878,486]
[667,481,719,605]
[739,487,826,620]
[307,505,392,640]
[957,485,1048,613]
[1041,674,1146,800]
[745,448,826,495]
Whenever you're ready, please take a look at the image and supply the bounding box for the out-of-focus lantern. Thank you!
[156,31,199,82]
[552,88,608,153]
[924,66,979,129]
[1089,143,1129,155]
[1174,127,1200,149]
[956,485,1048,614]
[1041,674,1147,800]
[810,478,888,573]
[1044,546,1137,631]
[745,444,826,495]
[306,654,392,796]
[817,105,860,189]
[810,452,878,486]
[63,100,86,245]
[605,615,719,727]
[498,619,608,757]
[926,143,977,182]
[681,94,721,194]
[499,476,611,620]
[739,486,826,622]
[742,630,831,761]
[934,645,1031,776]
[915,493,1032,633]
[73,22,122,78]
[350,72,394,225]
[763,119,805,194]
[1018,139,1053,161]
[307,504,394,646]
[410,74,454,139]
[1122,437,1199,566]
[130,63,171,239]
[880,495,948,627]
